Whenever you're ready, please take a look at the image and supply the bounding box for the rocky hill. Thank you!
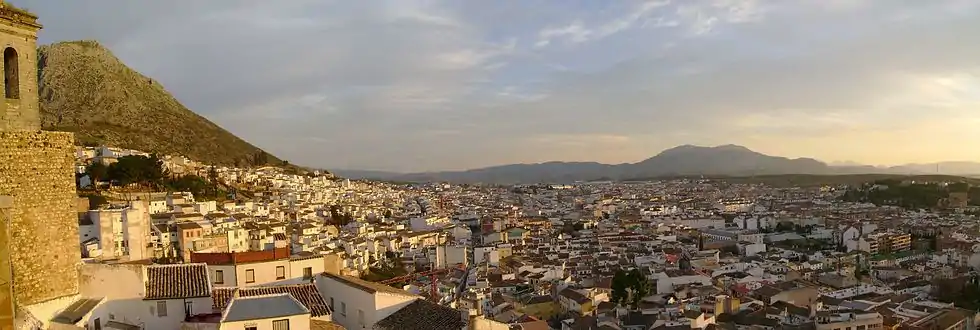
[38,40,281,166]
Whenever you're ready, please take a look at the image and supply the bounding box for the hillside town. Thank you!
[52,145,980,330]
[1,1,979,329]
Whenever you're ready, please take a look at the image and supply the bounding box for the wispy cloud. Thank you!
[535,1,670,48]
[16,0,980,171]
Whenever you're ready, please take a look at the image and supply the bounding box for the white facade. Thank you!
[205,256,325,288]
[434,245,469,268]
[314,274,418,330]
[87,202,149,260]
[219,313,309,330]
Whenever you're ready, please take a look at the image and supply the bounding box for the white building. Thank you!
[314,273,420,330]
[83,201,150,260]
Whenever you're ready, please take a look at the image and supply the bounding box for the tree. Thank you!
[207,166,220,196]
[626,269,650,309]
[165,174,226,201]
[327,205,343,226]
[325,205,355,227]
[251,151,270,166]
[106,154,167,188]
[610,271,629,306]
[86,162,109,190]
[611,269,652,309]
[340,212,355,226]
[145,154,166,186]
[208,166,219,184]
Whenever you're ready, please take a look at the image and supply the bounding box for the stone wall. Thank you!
[0,131,81,305]
[0,11,41,132]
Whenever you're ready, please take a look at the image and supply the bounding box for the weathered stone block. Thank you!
[0,131,81,306]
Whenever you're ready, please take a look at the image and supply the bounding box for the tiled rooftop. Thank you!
[144,263,211,300]
[372,299,465,330]
[213,283,331,317]
[222,293,310,323]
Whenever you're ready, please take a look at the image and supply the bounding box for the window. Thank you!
[303,267,312,279]
[93,318,101,330]
[184,301,193,318]
[214,270,224,284]
[341,302,347,316]
[245,327,257,330]
[276,266,285,280]
[330,297,335,311]
[156,301,168,317]
[245,269,255,283]
[272,319,289,330]
[358,309,365,326]
[3,47,17,99]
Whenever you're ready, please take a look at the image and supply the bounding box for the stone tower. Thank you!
[0,1,40,131]
[0,1,82,327]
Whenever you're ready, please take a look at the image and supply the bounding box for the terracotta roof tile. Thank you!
[311,319,347,330]
[212,283,332,317]
[144,263,211,300]
[372,299,464,330]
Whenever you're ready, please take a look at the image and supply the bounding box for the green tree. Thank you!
[611,269,652,309]
[106,154,167,188]
[85,162,109,190]
[207,166,220,196]
[252,151,270,166]
[165,174,226,201]
[207,166,219,184]
[610,270,629,306]
[627,269,651,309]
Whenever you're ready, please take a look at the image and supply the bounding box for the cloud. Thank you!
[14,0,980,171]
[533,1,674,47]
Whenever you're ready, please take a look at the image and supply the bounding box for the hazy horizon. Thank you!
[336,143,980,173]
[15,0,980,172]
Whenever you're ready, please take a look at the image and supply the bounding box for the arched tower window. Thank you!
[3,47,18,99]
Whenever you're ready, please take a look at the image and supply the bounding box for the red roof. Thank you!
[190,247,290,265]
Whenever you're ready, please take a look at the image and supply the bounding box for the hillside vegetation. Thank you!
[38,40,281,166]
[838,179,980,209]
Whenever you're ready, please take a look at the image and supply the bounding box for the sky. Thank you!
[13,0,980,172]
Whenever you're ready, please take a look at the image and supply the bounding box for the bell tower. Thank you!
[0,0,40,132]
[0,2,83,328]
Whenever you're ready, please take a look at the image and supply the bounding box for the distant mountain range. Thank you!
[332,144,980,184]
